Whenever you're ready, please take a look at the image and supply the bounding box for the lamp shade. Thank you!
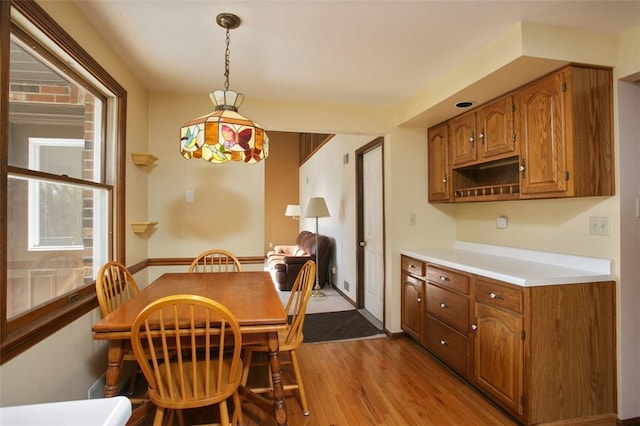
[304,197,330,218]
[284,204,301,217]
[179,90,269,164]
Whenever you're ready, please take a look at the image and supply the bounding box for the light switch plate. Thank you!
[590,216,610,236]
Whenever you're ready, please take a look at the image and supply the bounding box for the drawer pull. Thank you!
[440,339,447,346]
[488,291,504,300]
[439,275,450,281]
[439,302,448,309]
[409,263,416,269]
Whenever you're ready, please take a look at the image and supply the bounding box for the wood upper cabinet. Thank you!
[517,70,567,195]
[517,65,613,198]
[476,94,516,160]
[427,122,451,202]
[450,95,516,167]
[449,111,477,166]
[427,64,613,203]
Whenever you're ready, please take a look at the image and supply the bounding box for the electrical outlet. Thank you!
[589,216,610,236]
[496,216,508,229]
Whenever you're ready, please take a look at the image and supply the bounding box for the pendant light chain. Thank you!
[224,27,231,91]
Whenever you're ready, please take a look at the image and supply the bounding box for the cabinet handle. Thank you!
[519,159,526,177]
[440,339,447,346]
[417,296,422,303]
[469,134,475,146]
[479,130,485,144]
[442,176,447,184]
[471,324,478,331]
[439,302,447,309]
[488,291,504,300]
[439,275,449,281]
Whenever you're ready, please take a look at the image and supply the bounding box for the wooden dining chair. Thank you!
[241,260,316,416]
[130,294,244,426]
[96,261,139,318]
[96,261,143,400]
[188,249,242,273]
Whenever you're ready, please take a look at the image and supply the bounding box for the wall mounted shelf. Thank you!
[131,221,158,234]
[131,152,158,166]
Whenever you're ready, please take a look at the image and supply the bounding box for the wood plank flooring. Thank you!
[131,336,518,425]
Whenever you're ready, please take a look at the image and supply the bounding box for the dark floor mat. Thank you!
[301,310,383,343]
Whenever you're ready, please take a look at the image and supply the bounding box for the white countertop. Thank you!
[401,241,614,287]
[0,396,131,426]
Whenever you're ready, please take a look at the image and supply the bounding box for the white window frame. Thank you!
[27,137,85,251]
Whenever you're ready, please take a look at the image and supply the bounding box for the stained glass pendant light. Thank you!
[180,13,268,164]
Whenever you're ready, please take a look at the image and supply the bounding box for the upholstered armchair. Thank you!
[266,231,331,291]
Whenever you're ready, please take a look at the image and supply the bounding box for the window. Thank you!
[28,138,85,250]
[0,1,126,363]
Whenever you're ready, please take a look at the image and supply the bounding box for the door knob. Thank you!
[359,241,367,247]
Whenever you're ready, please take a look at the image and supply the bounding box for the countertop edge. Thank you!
[401,244,614,287]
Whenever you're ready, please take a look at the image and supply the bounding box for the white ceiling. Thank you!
[72,1,640,111]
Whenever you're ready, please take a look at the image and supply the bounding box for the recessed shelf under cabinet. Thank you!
[453,156,520,201]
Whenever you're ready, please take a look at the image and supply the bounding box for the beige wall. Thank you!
[1,1,638,421]
[264,131,300,254]
[0,0,150,406]
[299,134,377,298]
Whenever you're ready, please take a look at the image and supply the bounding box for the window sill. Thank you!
[0,292,97,365]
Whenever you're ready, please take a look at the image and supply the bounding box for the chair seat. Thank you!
[150,358,243,410]
[241,260,316,416]
[246,328,303,353]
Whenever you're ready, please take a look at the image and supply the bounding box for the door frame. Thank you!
[355,137,385,322]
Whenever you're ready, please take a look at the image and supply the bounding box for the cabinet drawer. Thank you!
[426,283,469,332]
[475,279,523,314]
[425,315,469,377]
[402,256,425,277]
[427,265,469,294]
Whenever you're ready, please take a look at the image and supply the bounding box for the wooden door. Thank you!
[477,95,516,160]
[473,301,524,416]
[401,273,424,343]
[449,111,477,166]
[517,70,568,195]
[427,123,450,202]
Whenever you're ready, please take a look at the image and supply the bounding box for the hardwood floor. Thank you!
[131,336,518,425]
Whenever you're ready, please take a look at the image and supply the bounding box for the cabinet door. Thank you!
[449,111,477,166]
[427,123,451,202]
[473,302,524,416]
[401,272,425,342]
[477,95,516,160]
[517,71,568,195]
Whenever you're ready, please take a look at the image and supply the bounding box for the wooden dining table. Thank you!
[92,271,290,425]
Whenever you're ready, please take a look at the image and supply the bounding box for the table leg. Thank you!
[267,331,288,426]
[103,340,124,398]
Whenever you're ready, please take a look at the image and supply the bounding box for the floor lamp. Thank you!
[304,197,330,298]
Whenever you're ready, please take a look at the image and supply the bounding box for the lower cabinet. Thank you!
[400,256,617,425]
[471,280,525,415]
[401,256,426,344]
